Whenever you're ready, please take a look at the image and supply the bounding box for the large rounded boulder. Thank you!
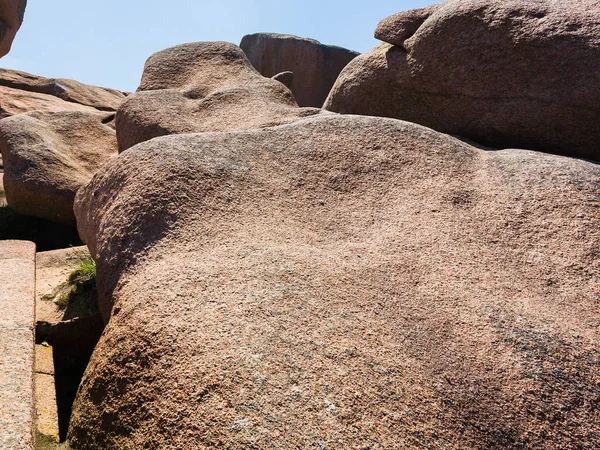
[240,33,359,108]
[116,41,326,151]
[0,110,118,224]
[324,0,600,160]
[69,114,600,448]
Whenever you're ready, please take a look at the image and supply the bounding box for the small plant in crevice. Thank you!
[42,254,99,319]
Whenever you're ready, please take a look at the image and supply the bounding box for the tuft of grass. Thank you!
[43,254,99,318]
[56,256,96,309]
[67,257,96,285]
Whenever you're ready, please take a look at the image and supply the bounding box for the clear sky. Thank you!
[1,1,433,92]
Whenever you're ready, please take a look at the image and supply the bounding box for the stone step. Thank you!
[34,344,59,447]
[0,240,36,450]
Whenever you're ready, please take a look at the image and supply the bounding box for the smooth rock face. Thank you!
[0,68,127,112]
[116,41,325,152]
[325,0,600,160]
[0,110,118,224]
[0,0,26,58]
[71,114,600,448]
[240,33,359,107]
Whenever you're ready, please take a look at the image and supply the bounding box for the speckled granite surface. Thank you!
[0,240,35,449]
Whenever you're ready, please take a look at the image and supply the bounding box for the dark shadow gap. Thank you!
[0,206,82,251]
[53,348,94,443]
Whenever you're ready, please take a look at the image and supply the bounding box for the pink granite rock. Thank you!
[0,68,126,112]
[0,110,118,224]
[0,240,35,450]
[69,115,600,448]
[0,0,26,58]
[116,41,326,151]
[325,0,600,160]
[240,33,359,107]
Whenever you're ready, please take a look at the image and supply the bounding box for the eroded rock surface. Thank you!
[116,41,326,152]
[0,110,117,224]
[240,33,359,107]
[325,0,600,160]
[374,3,441,48]
[0,68,126,114]
[70,114,600,448]
[0,69,124,222]
[0,85,100,118]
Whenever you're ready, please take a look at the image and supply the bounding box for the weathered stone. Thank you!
[0,68,126,111]
[0,0,26,58]
[0,69,120,179]
[0,240,35,450]
[34,344,54,375]
[0,329,35,450]
[34,345,59,445]
[374,3,441,48]
[0,110,118,224]
[116,41,326,152]
[0,85,99,119]
[325,0,600,160]
[0,240,35,328]
[240,33,359,107]
[272,71,294,90]
[70,114,600,448]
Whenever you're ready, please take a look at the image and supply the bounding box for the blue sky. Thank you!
[1,1,433,92]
